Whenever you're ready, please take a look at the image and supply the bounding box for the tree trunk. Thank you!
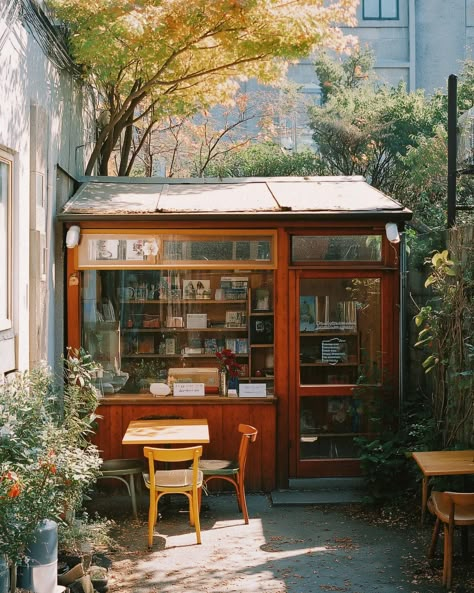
[118,113,134,176]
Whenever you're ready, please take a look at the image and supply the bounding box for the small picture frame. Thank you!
[125,239,146,261]
[250,317,274,344]
[194,279,211,299]
[94,239,120,261]
[300,296,317,332]
[225,311,244,328]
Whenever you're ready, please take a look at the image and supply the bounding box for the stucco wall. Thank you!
[0,4,95,372]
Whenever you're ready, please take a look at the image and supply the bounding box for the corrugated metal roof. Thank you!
[59,176,411,219]
[267,179,403,212]
[161,182,279,212]
[62,182,162,214]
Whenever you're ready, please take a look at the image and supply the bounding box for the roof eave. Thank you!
[58,209,413,223]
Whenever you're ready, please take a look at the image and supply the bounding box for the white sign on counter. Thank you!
[239,383,267,397]
[173,383,205,396]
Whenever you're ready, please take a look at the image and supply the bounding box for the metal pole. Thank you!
[447,74,457,228]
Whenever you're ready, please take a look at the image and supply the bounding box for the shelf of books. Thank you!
[299,294,359,386]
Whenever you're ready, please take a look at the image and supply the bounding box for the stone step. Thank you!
[271,477,367,506]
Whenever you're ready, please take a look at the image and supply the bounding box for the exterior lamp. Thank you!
[66,225,81,248]
[385,222,400,244]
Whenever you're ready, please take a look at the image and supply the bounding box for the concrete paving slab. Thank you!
[88,492,446,593]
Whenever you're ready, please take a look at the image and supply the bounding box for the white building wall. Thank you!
[0,1,95,373]
[344,0,474,93]
[279,0,474,149]
[415,0,471,92]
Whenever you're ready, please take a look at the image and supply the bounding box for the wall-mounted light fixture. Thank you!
[66,225,81,249]
[385,222,400,244]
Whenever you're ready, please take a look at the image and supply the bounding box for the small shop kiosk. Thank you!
[60,176,411,490]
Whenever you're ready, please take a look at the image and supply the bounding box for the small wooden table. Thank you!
[412,450,474,523]
[122,418,210,446]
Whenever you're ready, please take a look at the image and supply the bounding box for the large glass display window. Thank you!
[81,268,274,396]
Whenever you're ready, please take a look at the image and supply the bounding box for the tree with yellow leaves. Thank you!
[48,0,357,175]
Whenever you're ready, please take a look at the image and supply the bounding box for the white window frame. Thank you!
[363,0,399,20]
[0,149,12,331]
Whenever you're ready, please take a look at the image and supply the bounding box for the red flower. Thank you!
[7,483,21,498]
[216,349,242,378]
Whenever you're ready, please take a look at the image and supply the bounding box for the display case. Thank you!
[80,268,274,395]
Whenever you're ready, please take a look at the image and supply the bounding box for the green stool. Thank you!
[98,459,144,518]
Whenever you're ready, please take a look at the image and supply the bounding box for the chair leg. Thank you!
[188,493,195,526]
[428,518,441,558]
[238,477,249,525]
[129,474,138,519]
[442,524,448,586]
[148,493,156,548]
[192,490,202,545]
[148,492,156,548]
[441,523,455,589]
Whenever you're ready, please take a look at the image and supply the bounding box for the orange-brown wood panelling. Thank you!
[93,399,277,492]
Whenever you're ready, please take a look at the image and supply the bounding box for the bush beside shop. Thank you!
[0,349,102,568]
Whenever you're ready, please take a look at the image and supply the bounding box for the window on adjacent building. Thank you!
[363,0,399,20]
[0,150,12,330]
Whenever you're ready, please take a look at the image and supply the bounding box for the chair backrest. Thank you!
[237,424,258,477]
[433,491,474,525]
[144,445,202,490]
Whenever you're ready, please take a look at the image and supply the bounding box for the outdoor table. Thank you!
[122,418,210,446]
[412,450,474,523]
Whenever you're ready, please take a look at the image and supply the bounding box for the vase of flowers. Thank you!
[215,349,241,396]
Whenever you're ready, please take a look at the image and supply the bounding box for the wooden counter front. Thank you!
[93,395,277,492]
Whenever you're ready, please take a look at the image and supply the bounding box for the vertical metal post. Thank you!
[447,74,457,228]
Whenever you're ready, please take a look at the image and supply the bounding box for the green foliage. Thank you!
[0,352,102,563]
[205,142,326,178]
[315,46,376,104]
[413,230,474,448]
[308,79,444,195]
[122,358,167,392]
[355,396,439,502]
[58,511,116,555]
[307,50,474,229]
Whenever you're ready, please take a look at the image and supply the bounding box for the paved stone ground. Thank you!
[87,492,459,593]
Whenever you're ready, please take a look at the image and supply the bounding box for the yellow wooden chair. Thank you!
[428,490,474,588]
[198,424,258,524]
[143,445,203,547]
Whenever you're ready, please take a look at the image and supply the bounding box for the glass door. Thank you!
[293,271,387,477]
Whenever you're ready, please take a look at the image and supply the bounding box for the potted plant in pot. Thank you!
[0,349,102,591]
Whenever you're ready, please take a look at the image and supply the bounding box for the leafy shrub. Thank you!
[0,350,102,563]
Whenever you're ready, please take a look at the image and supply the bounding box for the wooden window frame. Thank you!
[0,150,12,331]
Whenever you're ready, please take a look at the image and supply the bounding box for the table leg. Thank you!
[421,476,428,524]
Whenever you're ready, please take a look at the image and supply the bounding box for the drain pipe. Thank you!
[399,228,408,412]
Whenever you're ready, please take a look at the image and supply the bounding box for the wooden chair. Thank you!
[143,445,203,547]
[427,490,474,588]
[198,423,258,524]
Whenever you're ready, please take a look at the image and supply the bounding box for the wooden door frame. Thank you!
[288,267,399,478]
